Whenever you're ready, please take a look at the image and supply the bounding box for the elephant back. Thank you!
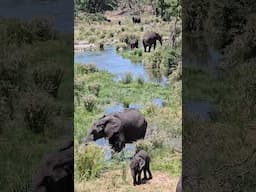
[116,109,147,141]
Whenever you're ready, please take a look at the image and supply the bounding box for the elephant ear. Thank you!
[104,116,122,139]
[138,157,145,171]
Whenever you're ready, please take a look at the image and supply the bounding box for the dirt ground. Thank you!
[75,170,179,192]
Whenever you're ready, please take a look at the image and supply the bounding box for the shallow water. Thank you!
[74,47,168,85]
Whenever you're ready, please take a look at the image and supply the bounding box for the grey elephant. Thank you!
[130,150,152,186]
[129,39,139,49]
[176,177,182,192]
[142,32,162,52]
[132,16,141,23]
[84,109,147,152]
[31,140,73,192]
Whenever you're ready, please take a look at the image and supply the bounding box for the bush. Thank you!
[121,72,133,84]
[33,67,64,97]
[136,140,154,155]
[75,63,98,74]
[83,95,97,111]
[88,35,97,43]
[30,17,55,41]
[121,97,133,108]
[88,83,101,97]
[75,144,104,181]
[137,76,145,85]
[23,92,52,134]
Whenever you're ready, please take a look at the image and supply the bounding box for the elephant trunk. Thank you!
[82,135,93,145]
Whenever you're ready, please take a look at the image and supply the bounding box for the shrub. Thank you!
[88,83,101,97]
[30,17,55,41]
[121,72,133,84]
[23,92,52,134]
[121,97,133,108]
[83,95,97,111]
[136,140,154,156]
[75,63,98,74]
[137,76,145,85]
[33,67,64,97]
[75,144,104,181]
[88,35,97,43]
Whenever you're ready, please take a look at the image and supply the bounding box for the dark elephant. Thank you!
[176,177,182,192]
[31,140,73,192]
[132,16,141,24]
[142,32,162,52]
[129,39,139,49]
[84,109,147,152]
[105,18,111,22]
[118,20,121,25]
[130,150,152,186]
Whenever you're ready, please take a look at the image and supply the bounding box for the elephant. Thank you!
[118,20,121,25]
[142,32,162,52]
[130,150,152,186]
[176,177,182,192]
[84,109,147,152]
[31,140,74,192]
[105,18,111,22]
[132,16,141,24]
[129,39,139,49]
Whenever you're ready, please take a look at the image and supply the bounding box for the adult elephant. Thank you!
[84,109,147,152]
[31,140,73,192]
[142,32,162,52]
[132,16,141,23]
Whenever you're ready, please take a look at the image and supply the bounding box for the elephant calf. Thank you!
[130,150,152,186]
[132,16,141,24]
[129,39,139,49]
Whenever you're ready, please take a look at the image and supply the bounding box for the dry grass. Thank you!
[75,170,179,192]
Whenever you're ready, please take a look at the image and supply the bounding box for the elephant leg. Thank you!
[143,168,147,180]
[132,170,136,186]
[143,43,147,52]
[147,166,152,180]
[153,43,156,50]
[137,171,142,184]
[148,45,152,52]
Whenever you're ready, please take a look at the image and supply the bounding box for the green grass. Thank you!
[74,65,182,180]
[0,18,73,192]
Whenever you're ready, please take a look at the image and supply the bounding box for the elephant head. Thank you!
[84,115,122,144]
[156,33,162,46]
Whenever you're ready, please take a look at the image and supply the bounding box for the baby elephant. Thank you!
[130,150,152,186]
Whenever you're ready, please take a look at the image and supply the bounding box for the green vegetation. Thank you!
[74,64,181,183]
[74,0,181,191]
[0,18,72,191]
